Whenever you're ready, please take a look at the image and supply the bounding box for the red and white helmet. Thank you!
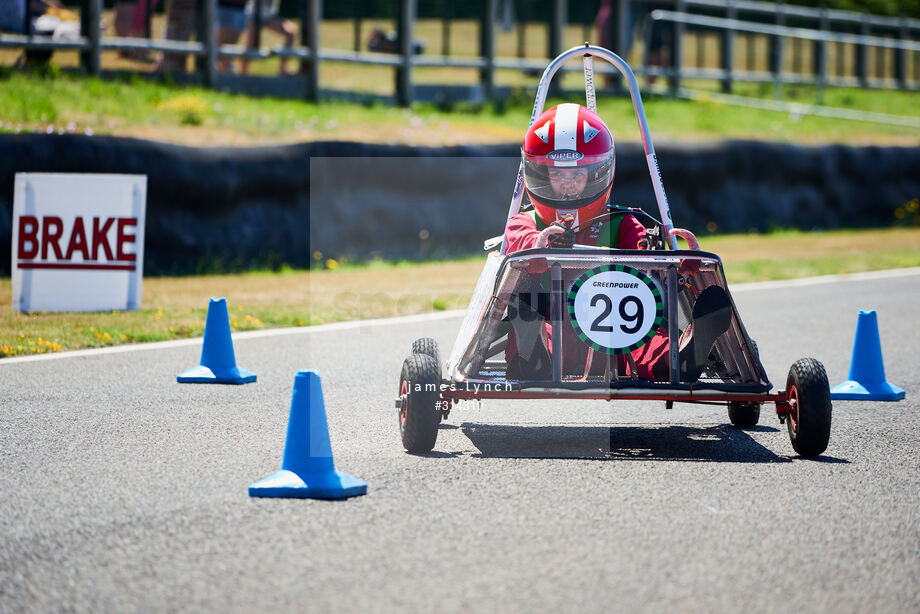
[522,103,615,226]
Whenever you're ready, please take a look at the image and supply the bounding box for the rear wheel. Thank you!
[398,353,441,454]
[411,337,442,380]
[785,358,832,458]
[728,402,761,428]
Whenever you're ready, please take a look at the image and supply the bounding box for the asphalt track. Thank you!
[1,269,919,613]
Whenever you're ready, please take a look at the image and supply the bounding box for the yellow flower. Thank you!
[325,258,338,270]
[160,94,208,126]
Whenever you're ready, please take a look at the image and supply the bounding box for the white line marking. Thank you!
[729,266,920,292]
[0,309,465,365]
[2,267,918,365]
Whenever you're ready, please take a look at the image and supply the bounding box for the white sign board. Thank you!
[11,173,146,312]
[568,265,664,355]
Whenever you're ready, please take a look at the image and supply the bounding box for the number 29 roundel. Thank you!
[568,265,665,355]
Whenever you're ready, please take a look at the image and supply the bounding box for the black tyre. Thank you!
[411,337,442,380]
[398,353,441,453]
[728,401,761,428]
[785,358,832,458]
[725,338,762,428]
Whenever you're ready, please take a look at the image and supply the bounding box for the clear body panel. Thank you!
[447,249,770,393]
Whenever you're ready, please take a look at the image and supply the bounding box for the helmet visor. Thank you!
[522,150,614,208]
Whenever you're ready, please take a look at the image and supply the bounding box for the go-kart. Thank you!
[395,44,832,458]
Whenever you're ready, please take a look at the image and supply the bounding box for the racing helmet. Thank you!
[522,103,615,226]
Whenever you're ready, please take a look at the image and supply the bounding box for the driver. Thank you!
[503,103,730,381]
[504,103,647,254]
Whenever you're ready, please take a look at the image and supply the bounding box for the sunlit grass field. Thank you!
[1,228,918,358]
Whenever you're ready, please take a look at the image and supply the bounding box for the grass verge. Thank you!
[1,228,918,358]
[1,66,918,147]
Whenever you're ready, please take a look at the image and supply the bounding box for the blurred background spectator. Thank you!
[596,0,674,87]
[0,0,73,34]
[643,1,676,84]
[241,0,297,76]
[155,0,195,73]
[217,0,249,73]
[594,0,616,87]
[114,0,160,62]
[0,0,80,66]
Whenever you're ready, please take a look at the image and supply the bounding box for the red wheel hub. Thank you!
[399,380,408,427]
[787,384,799,433]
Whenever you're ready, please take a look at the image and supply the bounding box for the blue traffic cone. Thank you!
[177,297,257,385]
[831,309,905,401]
[249,371,367,500]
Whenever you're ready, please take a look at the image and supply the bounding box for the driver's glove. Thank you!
[535,226,567,248]
[547,222,575,248]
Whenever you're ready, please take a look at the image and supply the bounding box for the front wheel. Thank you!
[785,358,832,458]
[398,353,441,454]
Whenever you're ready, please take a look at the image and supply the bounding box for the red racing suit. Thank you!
[503,209,670,380]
